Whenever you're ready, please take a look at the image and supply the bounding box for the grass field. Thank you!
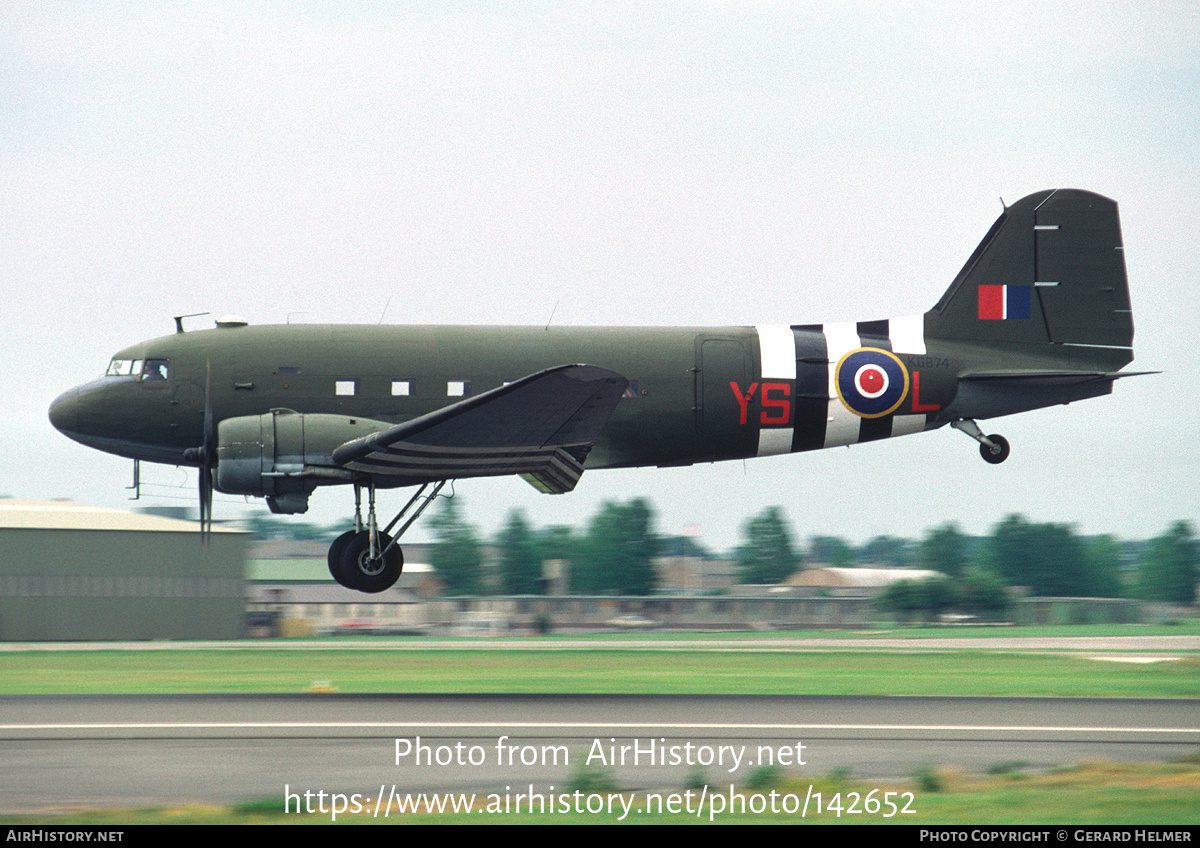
[1,647,1197,697]
[1,621,1197,696]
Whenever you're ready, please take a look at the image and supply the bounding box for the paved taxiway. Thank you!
[1,694,1196,811]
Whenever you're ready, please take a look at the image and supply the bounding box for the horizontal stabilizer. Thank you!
[947,369,1154,421]
[962,369,1157,382]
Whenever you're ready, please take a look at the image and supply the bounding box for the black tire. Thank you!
[980,434,1010,464]
[327,530,357,586]
[337,530,403,593]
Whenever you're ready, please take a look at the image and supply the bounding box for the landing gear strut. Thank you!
[951,419,1010,465]
[327,479,447,593]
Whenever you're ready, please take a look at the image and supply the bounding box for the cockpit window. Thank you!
[106,358,169,380]
[142,359,169,381]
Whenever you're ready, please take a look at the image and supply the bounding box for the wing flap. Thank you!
[331,364,627,493]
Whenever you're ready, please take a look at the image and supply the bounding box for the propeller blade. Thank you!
[199,462,212,543]
[183,360,216,543]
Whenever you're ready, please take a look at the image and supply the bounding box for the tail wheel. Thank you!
[337,530,403,593]
[980,434,1010,464]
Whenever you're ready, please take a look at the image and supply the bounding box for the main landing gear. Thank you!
[328,480,447,593]
[951,419,1011,465]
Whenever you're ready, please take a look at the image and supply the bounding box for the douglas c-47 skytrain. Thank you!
[50,189,1145,593]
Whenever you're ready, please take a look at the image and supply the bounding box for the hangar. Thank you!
[0,500,246,641]
[786,567,944,595]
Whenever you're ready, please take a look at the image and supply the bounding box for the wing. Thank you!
[331,364,628,493]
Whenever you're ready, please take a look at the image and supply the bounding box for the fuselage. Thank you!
[49,316,965,480]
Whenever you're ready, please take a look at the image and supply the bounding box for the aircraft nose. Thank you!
[49,386,81,437]
[49,377,187,464]
[48,380,105,442]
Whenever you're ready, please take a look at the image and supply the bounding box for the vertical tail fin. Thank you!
[928,189,1134,371]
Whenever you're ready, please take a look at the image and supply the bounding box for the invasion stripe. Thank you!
[757,316,930,456]
[891,414,927,437]
[889,314,931,436]
[755,325,797,380]
[757,427,792,457]
[822,322,862,448]
[890,314,926,354]
[857,319,891,348]
[856,321,894,442]
[755,325,798,456]
[791,326,828,452]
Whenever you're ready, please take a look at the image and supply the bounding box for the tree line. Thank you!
[243,500,1197,604]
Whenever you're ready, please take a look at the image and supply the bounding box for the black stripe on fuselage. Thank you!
[856,319,894,442]
[790,324,828,452]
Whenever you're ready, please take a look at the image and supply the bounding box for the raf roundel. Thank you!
[835,347,910,418]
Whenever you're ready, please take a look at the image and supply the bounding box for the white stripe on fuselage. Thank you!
[888,314,930,436]
[757,427,793,457]
[822,322,862,448]
[755,325,797,456]
[755,325,796,380]
[891,414,927,437]
[889,314,926,355]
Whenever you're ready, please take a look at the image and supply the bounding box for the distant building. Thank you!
[654,554,739,594]
[786,567,943,596]
[0,500,246,641]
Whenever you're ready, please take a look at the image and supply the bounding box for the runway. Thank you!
[1,694,1196,811]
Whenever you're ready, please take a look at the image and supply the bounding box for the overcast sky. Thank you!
[3,2,1197,553]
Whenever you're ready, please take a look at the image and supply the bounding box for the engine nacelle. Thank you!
[216,410,390,513]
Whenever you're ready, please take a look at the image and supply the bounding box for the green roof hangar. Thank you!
[0,501,246,641]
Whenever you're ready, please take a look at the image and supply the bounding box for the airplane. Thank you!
[49,188,1142,593]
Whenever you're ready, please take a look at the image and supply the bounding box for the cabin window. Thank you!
[335,380,357,396]
[447,380,471,397]
[391,381,410,396]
